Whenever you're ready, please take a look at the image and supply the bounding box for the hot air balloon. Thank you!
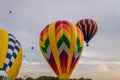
[9,11,12,14]
[31,46,34,50]
[0,29,22,80]
[76,19,98,47]
[39,20,84,80]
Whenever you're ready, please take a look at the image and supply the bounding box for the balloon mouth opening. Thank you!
[58,74,70,80]
[86,43,89,47]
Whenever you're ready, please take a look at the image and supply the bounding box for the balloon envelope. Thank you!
[76,19,98,46]
[31,46,34,50]
[0,29,22,80]
[39,20,84,80]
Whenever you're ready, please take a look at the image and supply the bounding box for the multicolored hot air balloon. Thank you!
[39,20,84,80]
[0,29,22,80]
[76,19,98,47]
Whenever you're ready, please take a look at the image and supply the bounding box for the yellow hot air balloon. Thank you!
[0,29,22,80]
[39,20,84,80]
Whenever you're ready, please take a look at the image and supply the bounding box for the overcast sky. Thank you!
[0,0,120,80]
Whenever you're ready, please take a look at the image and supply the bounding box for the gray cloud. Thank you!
[0,0,120,79]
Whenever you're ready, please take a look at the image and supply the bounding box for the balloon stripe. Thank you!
[63,29,70,41]
[55,20,72,34]
[69,37,83,74]
[84,20,89,43]
[59,50,68,73]
[58,42,69,55]
[0,29,8,68]
[56,29,70,43]
[57,35,70,49]
[87,20,90,37]
[83,20,87,39]
[88,20,92,36]
[40,25,49,41]
[76,38,83,53]
[3,63,7,70]
[84,19,87,37]
[40,38,50,53]
[63,24,71,34]
[91,27,97,39]
[47,53,59,75]
[55,24,63,35]
[69,56,79,74]
[87,20,94,43]
[48,22,62,74]
[41,45,51,59]
[9,33,15,39]
[77,28,84,47]
[45,38,50,49]
[43,32,48,42]
[81,21,87,42]
[55,20,62,30]
[67,22,77,74]
[87,26,94,42]
[9,38,15,44]
[69,38,83,74]
[55,22,71,43]
[46,45,52,59]
[4,34,21,72]
[40,41,59,74]
[90,22,96,39]
[81,21,84,34]
[7,47,22,79]
[40,29,49,46]
[63,21,71,27]
[92,23,98,37]
[56,29,63,42]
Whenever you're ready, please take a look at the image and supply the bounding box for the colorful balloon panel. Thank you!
[39,20,84,79]
[76,19,98,45]
[0,29,22,80]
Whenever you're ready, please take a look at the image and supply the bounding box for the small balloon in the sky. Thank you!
[23,55,26,57]
[76,19,98,47]
[9,11,12,13]
[31,46,34,50]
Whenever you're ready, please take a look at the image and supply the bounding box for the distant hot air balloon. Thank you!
[39,20,84,80]
[31,46,34,50]
[0,29,22,80]
[9,11,12,14]
[76,19,98,47]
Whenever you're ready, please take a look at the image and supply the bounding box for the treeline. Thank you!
[24,76,92,80]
